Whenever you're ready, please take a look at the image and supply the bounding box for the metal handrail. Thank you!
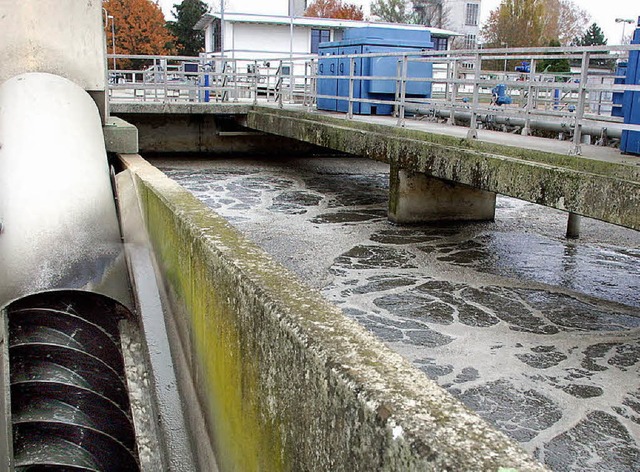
[107,43,640,153]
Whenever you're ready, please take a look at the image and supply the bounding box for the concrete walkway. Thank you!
[247,105,640,231]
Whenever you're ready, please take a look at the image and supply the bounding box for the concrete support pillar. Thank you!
[566,212,581,239]
[388,165,496,224]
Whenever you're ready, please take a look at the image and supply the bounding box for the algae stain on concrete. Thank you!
[140,180,286,472]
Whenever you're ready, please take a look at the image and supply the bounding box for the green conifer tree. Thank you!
[167,0,208,56]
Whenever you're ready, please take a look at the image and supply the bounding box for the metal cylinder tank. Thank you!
[0,72,130,308]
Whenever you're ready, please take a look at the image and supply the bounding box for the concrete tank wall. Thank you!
[112,111,329,155]
[122,153,546,472]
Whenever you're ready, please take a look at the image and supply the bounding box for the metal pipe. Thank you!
[404,105,623,138]
[110,16,116,70]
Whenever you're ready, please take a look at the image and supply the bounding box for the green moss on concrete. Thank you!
[137,182,285,471]
[121,154,548,472]
[254,107,640,181]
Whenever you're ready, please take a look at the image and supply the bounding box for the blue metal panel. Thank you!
[317,46,339,111]
[612,62,627,118]
[337,45,362,113]
[316,26,434,115]
[343,27,433,48]
[621,19,640,155]
[365,46,433,96]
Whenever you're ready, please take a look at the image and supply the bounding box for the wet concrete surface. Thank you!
[152,156,640,471]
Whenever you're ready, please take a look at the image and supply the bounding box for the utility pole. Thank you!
[220,0,225,57]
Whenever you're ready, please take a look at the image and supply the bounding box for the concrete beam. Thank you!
[389,165,496,224]
[104,117,139,154]
[121,153,546,472]
[247,108,640,231]
[112,112,332,155]
[110,102,252,115]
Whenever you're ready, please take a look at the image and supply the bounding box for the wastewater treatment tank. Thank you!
[317,26,434,115]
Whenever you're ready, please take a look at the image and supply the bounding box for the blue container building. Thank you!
[317,27,434,115]
[612,61,627,118]
[621,17,640,155]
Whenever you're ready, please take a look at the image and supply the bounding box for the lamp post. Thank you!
[615,18,635,44]
[110,16,116,71]
[289,0,294,64]
[220,0,225,58]
[501,42,508,74]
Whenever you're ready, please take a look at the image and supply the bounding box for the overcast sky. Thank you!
[158,0,639,45]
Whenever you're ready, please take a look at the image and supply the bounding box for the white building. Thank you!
[194,12,460,61]
[220,0,307,16]
[443,0,482,49]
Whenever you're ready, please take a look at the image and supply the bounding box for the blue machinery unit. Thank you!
[317,27,434,115]
[621,17,640,154]
[491,84,512,106]
[612,61,627,118]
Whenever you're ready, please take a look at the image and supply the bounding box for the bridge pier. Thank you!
[566,212,582,239]
[388,165,496,224]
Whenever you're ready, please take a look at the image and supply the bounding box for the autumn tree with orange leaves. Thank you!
[305,0,365,20]
[103,0,175,69]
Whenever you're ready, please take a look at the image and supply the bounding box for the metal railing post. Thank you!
[522,58,536,136]
[152,58,158,102]
[394,58,402,118]
[253,59,258,105]
[572,51,590,155]
[233,61,239,102]
[444,60,450,103]
[278,61,284,109]
[468,54,481,139]
[163,59,168,103]
[448,58,459,125]
[289,61,294,103]
[311,59,318,111]
[397,54,408,127]
[348,57,355,119]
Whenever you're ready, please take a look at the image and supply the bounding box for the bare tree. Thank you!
[370,0,411,23]
[371,0,449,27]
[481,0,589,47]
[412,0,449,28]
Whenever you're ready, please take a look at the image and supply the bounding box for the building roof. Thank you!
[194,12,462,38]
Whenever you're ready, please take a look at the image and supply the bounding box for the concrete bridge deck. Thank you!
[112,101,640,232]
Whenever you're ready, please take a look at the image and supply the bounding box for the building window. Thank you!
[465,3,479,26]
[432,37,448,51]
[311,29,331,54]
[212,19,222,53]
[464,34,477,49]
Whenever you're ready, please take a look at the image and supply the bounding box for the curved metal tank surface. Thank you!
[0,72,130,308]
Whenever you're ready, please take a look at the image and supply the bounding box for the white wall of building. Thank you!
[223,0,305,16]
[230,23,311,57]
[445,0,481,48]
